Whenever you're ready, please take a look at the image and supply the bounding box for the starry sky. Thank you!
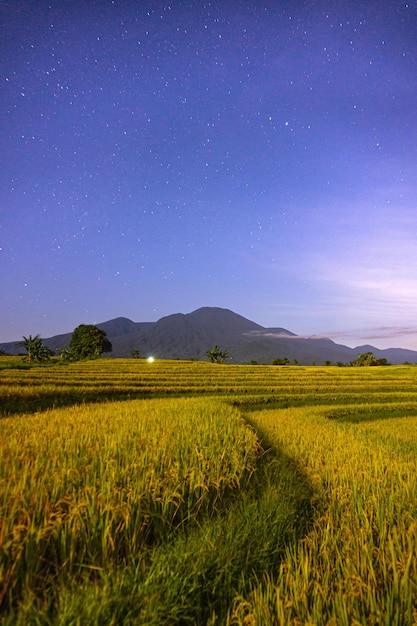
[2,0,417,350]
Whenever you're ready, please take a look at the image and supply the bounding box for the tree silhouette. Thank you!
[69,325,112,360]
[206,345,228,363]
[351,352,390,366]
[272,357,289,365]
[15,335,52,363]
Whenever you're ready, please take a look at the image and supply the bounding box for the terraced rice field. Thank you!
[1,357,417,624]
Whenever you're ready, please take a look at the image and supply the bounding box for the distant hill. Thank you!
[2,306,417,365]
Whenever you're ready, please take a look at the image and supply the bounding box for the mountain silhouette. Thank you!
[2,306,416,365]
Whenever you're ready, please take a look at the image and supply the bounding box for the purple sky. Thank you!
[2,1,417,349]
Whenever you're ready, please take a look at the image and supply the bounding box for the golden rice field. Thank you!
[1,356,417,624]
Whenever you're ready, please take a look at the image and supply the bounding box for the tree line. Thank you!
[16,325,112,363]
[14,331,391,368]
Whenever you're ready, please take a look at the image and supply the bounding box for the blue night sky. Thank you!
[2,1,417,349]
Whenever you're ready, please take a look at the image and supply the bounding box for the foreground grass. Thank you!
[1,360,417,623]
[229,406,417,625]
[0,396,313,624]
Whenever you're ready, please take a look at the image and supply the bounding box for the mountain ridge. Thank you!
[1,307,416,365]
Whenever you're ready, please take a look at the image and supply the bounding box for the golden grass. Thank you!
[2,359,417,417]
[2,359,417,623]
[228,405,417,625]
[0,397,260,612]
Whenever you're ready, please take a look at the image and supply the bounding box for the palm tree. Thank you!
[15,335,51,362]
[206,346,228,363]
[57,345,74,362]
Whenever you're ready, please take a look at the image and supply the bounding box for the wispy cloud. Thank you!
[311,206,417,323]
[319,326,417,342]
[364,326,417,339]
[243,186,417,349]
[245,330,331,340]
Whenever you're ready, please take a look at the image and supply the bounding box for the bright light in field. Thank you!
[147,356,154,363]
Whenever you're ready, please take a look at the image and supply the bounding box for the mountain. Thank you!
[2,307,417,365]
